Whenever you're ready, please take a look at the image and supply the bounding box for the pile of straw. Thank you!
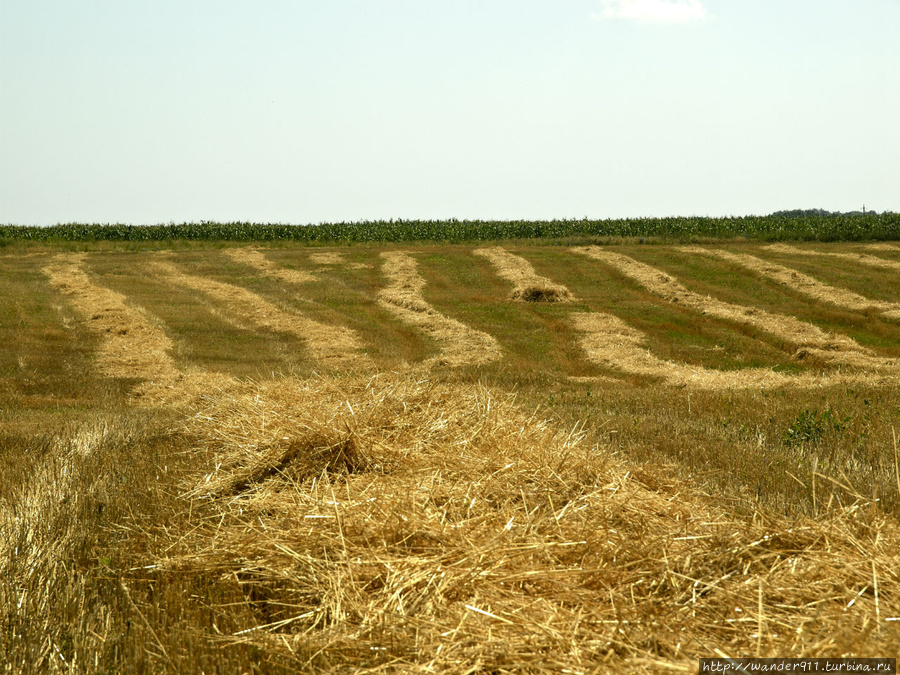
[155,372,900,672]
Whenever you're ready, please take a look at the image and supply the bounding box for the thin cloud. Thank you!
[593,0,708,24]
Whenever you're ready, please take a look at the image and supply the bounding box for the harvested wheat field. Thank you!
[4,241,900,673]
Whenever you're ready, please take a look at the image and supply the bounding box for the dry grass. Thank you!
[310,251,370,269]
[224,248,317,284]
[571,312,868,389]
[377,251,501,367]
[474,247,573,302]
[137,372,900,672]
[686,247,900,319]
[150,258,370,369]
[866,243,900,252]
[577,247,900,375]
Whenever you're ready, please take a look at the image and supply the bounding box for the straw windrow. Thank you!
[43,253,231,405]
[224,248,316,284]
[310,251,370,269]
[44,253,181,384]
[577,247,900,373]
[150,259,370,368]
[685,246,900,319]
[377,251,501,367]
[475,247,573,302]
[571,312,872,389]
[765,243,900,273]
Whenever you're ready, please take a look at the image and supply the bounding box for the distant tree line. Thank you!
[771,208,891,217]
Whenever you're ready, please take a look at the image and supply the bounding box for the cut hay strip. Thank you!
[377,251,501,367]
[44,254,181,383]
[765,243,900,273]
[150,259,369,368]
[44,254,231,405]
[686,246,900,319]
[577,247,899,373]
[866,243,900,252]
[224,248,316,284]
[154,372,900,670]
[310,251,345,265]
[310,251,370,269]
[572,312,866,389]
[474,247,573,302]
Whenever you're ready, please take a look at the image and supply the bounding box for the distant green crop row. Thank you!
[2,213,899,244]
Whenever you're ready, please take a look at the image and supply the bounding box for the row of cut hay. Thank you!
[578,247,900,373]
[866,243,900,252]
[685,247,900,319]
[150,259,369,369]
[571,313,874,389]
[766,243,900,273]
[150,372,900,672]
[377,251,501,367]
[43,253,231,406]
[474,247,573,302]
[309,251,370,269]
[44,254,181,384]
[224,248,317,284]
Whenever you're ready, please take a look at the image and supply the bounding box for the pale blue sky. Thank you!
[1,1,897,225]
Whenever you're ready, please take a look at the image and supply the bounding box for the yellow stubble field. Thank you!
[3,241,900,673]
